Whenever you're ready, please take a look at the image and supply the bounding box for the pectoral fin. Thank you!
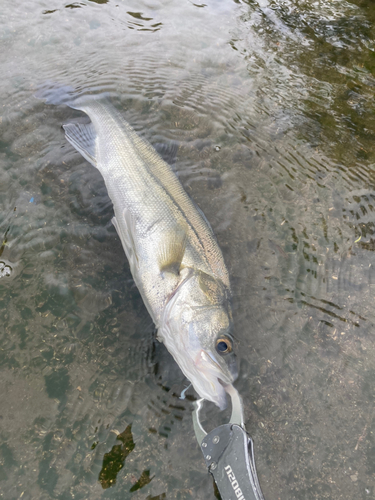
[158,225,187,276]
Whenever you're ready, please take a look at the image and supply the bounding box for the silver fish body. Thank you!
[60,98,237,408]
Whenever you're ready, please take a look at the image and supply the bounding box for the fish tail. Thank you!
[35,81,109,111]
[34,81,77,107]
[36,82,111,169]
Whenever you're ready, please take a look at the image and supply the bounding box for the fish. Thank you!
[40,88,238,409]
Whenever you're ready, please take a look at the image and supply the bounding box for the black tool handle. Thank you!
[200,424,265,500]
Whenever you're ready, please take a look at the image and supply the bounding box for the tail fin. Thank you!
[63,122,98,168]
[34,81,77,107]
[35,81,113,111]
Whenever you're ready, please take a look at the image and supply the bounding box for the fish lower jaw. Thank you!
[203,383,228,410]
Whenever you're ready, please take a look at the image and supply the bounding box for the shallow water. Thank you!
[1,0,375,499]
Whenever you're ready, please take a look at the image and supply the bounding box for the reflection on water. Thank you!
[1,0,375,498]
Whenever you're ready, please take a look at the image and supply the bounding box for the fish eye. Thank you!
[216,337,232,354]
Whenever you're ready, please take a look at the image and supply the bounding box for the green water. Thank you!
[1,0,375,498]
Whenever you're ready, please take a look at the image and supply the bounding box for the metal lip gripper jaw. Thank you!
[192,384,265,500]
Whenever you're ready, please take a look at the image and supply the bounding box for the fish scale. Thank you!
[72,101,229,314]
[48,92,238,408]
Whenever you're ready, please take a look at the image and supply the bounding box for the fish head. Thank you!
[160,270,238,409]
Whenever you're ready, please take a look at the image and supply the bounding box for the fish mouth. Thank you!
[193,349,232,409]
